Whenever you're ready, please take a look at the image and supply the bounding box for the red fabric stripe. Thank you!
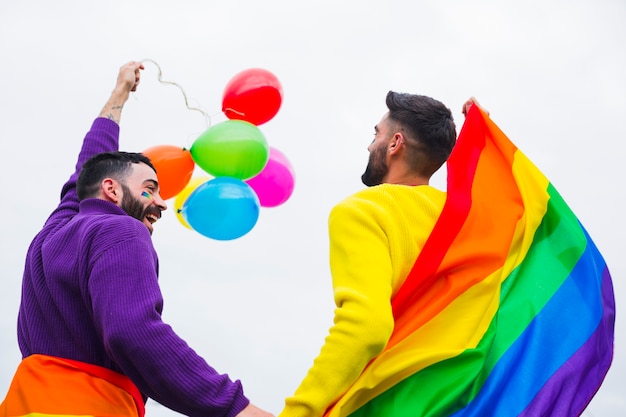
[391,106,485,317]
[58,357,145,417]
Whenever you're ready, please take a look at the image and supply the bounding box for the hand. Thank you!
[462,97,490,117]
[235,403,275,417]
[114,61,145,94]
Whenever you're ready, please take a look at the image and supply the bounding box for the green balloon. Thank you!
[191,120,269,180]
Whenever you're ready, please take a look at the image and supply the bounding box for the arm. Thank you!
[280,199,395,417]
[98,61,143,124]
[78,61,143,174]
[45,62,143,226]
[88,220,271,416]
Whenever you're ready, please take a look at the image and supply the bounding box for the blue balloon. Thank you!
[182,177,260,240]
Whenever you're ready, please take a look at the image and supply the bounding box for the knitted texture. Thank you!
[15,118,249,417]
[280,184,445,417]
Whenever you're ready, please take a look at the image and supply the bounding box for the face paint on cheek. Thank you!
[141,191,153,201]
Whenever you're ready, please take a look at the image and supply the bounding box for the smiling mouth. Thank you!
[145,213,159,225]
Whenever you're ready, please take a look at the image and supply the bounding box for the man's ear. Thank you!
[388,133,404,155]
[101,178,120,204]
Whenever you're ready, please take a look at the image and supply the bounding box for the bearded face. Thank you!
[120,183,161,235]
[361,143,388,186]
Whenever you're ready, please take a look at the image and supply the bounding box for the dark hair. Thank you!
[77,151,156,200]
[385,91,456,177]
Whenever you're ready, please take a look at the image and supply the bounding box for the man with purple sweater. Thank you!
[0,62,273,417]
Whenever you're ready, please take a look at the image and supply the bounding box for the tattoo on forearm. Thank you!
[104,104,123,122]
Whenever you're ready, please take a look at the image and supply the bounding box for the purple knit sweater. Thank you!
[16,118,249,417]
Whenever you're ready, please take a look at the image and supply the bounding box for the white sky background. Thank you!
[0,0,624,415]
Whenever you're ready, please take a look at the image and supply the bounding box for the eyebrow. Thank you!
[143,179,160,189]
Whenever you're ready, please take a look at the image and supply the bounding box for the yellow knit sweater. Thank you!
[280,184,446,417]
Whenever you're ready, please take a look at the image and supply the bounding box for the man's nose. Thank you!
[153,193,168,211]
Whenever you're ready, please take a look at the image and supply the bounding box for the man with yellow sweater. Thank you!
[279,92,477,417]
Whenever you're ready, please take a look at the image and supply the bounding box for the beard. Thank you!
[120,183,149,223]
[361,145,388,186]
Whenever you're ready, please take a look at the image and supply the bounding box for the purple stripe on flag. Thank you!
[520,266,615,417]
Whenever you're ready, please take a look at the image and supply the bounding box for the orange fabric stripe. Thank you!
[0,354,144,417]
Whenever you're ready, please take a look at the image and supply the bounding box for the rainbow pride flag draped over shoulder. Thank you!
[324,106,615,417]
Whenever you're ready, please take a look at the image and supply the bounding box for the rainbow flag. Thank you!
[1,354,144,416]
[324,105,615,417]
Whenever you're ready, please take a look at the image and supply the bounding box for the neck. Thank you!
[384,172,430,187]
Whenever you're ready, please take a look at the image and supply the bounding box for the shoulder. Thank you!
[332,185,445,216]
[86,216,159,272]
[78,200,152,240]
[80,212,155,254]
[328,185,447,241]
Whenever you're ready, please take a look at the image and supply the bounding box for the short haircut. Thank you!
[386,91,456,176]
[77,151,156,200]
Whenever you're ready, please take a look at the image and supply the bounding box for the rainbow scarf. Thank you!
[324,106,615,417]
[1,354,144,417]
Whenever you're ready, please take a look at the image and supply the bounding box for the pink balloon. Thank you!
[246,147,295,207]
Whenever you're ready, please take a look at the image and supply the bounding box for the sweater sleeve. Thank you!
[279,195,396,417]
[47,118,119,225]
[87,218,249,417]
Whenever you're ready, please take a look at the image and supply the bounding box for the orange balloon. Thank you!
[142,145,195,200]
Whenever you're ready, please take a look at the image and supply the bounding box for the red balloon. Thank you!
[142,145,195,200]
[222,68,283,126]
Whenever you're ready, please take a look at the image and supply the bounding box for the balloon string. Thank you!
[223,107,246,117]
[140,58,211,128]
